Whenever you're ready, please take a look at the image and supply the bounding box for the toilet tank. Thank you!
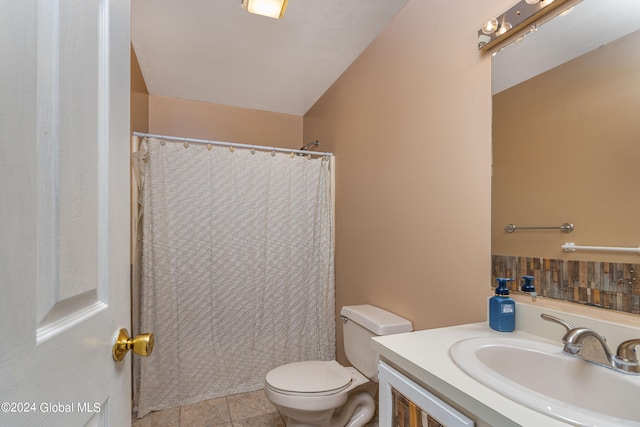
[340,304,412,382]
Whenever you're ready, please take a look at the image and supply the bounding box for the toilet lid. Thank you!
[265,360,352,394]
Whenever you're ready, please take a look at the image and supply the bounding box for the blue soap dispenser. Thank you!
[521,275,537,300]
[521,275,535,292]
[490,278,516,332]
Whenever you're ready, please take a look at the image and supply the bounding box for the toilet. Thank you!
[264,304,413,427]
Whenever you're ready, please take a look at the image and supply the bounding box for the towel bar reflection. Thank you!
[505,223,574,233]
[562,242,640,255]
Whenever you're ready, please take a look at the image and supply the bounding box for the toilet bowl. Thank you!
[264,305,413,427]
[265,360,374,427]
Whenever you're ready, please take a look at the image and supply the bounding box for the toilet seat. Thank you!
[265,360,352,396]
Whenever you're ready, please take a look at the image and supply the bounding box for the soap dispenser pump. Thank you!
[521,275,537,300]
[490,278,516,332]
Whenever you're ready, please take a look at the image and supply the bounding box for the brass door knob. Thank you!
[112,328,154,361]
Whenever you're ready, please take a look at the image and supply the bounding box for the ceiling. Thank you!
[492,0,640,94]
[131,0,409,116]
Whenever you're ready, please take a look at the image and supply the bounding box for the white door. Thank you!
[0,0,132,426]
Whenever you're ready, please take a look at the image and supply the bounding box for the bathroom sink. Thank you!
[449,337,640,427]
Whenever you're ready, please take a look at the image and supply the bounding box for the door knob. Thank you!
[112,328,154,361]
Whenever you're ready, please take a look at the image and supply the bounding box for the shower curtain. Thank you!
[135,137,335,417]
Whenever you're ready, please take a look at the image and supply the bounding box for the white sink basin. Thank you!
[449,337,640,427]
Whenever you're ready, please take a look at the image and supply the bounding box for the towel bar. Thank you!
[505,223,574,233]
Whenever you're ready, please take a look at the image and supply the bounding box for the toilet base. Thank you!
[282,408,334,427]
[278,389,375,427]
[330,390,375,427]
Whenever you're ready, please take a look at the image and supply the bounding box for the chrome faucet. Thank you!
[617,339,640,368]
[541,314,640,375]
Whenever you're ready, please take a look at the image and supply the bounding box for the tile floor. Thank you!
[132,389,285,427]
[132,389,379,427]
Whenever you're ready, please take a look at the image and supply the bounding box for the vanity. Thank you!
[373,295,640,426]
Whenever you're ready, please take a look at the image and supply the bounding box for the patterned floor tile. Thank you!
[132,406,180,427]
[134,388,380,427]
[231,411,285,427]
[180,396,231,426]
[227,389,279,421]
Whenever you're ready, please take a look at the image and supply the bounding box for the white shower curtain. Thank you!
[136,137,335,417]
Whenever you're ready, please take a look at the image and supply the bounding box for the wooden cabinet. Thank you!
[392,388,445,427]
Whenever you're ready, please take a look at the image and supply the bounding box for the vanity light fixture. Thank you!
[477,0,575,51]
[241,0,288,19]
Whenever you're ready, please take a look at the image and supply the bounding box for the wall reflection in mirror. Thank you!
[491,0,640,313]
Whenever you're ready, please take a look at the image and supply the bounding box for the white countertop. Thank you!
[371,296,640,427]
[373,323,571,426]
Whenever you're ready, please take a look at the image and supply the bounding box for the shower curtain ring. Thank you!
[183,138,189,148]
[160,136,166,146]
[271,148,276,157]
[229,144,235,153]
[251,146,256,155]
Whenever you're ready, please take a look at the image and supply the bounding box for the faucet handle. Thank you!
[617,339,640,363]
[541,314,575,332]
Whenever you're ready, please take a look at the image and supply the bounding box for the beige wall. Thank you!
[130,46,148,263]
[131,45,149,134]
[148,95,303,149]
[304,0,512,363]
[492,30,640,265]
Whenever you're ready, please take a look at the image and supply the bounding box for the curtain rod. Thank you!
[132,132,333,157]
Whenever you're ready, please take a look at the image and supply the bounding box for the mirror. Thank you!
[491,0,640,313]
[492,0,640,264]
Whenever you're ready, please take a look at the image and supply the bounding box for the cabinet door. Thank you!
[379,362,474,427]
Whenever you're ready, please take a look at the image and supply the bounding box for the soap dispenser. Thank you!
[490,278,516,332]
[521,275,537,300]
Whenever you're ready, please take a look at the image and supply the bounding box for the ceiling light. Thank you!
[482,19,499,35]
[241,0,288,19]
[477,0,571,50]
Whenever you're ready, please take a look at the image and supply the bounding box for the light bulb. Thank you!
[482,18,499,34]
[496,22,512,36]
